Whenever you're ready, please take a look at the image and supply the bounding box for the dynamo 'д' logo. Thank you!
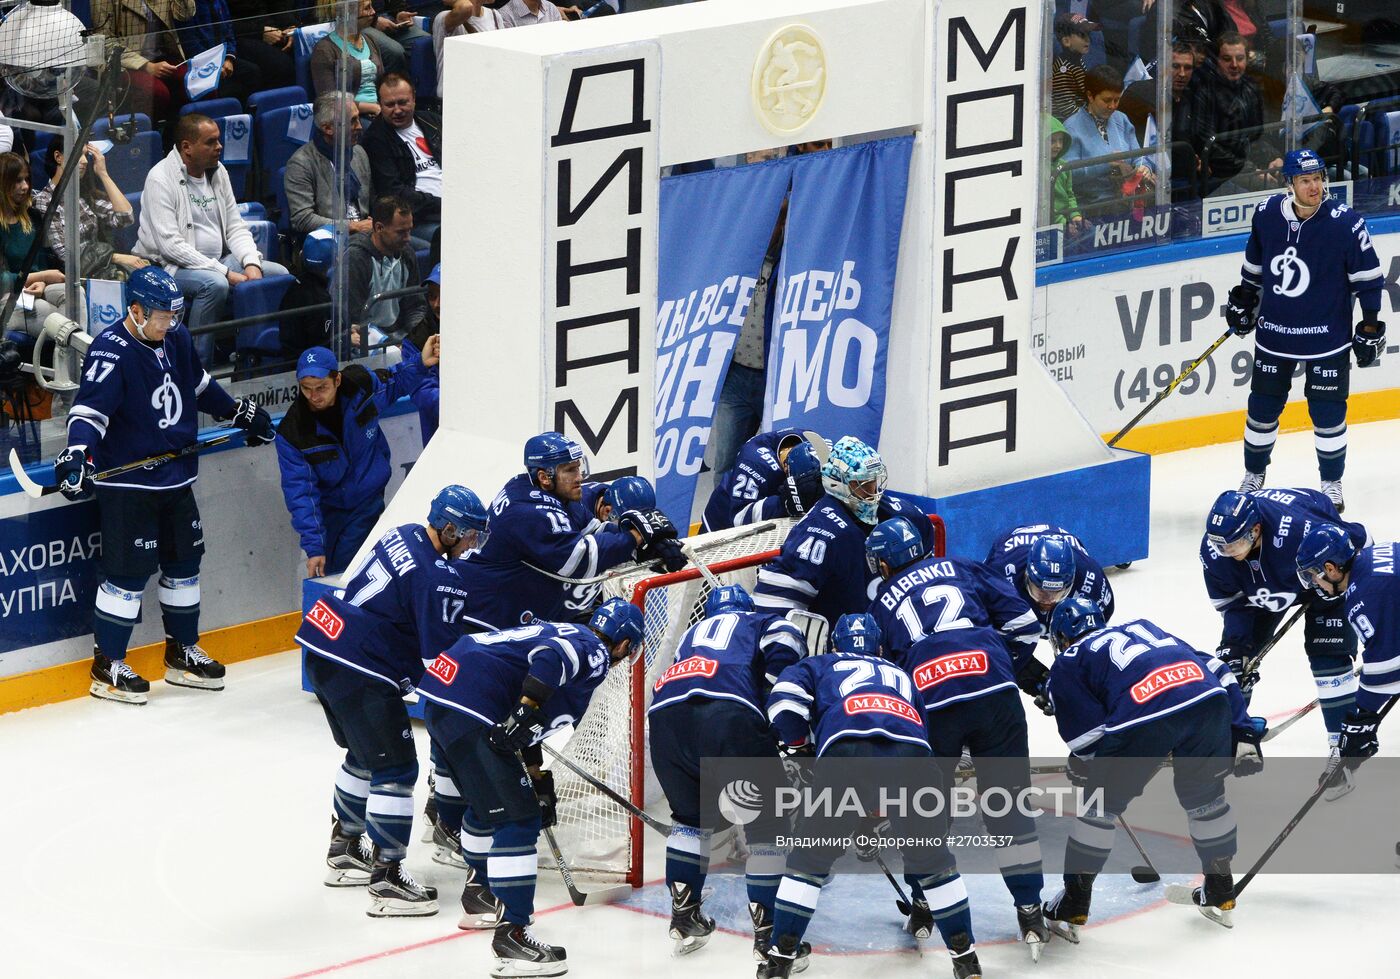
[718,779,764,826]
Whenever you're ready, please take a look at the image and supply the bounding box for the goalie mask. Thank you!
[821,436,887,525]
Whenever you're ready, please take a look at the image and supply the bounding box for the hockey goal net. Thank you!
[542,513,946,887]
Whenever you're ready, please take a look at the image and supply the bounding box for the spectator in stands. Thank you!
[284,93,374,241]
[1200,31,1282,194]
[433,1,503,100]
[31,144,148,281]
[1062,65,1155,213]
[501,0,565,27]
[311,0,387,119]
[228,1,299,92]
[369,1,432,73]
[1121,41,1211,199]
[1215,0,1274,69]
[135,114,291,362]
[1090,0,1158,72]
[1051,14,1092,121]
[175,0,264,106]
[402,262,441,444]
[1044,115,1085,237]
[359,74,442,249]
[0,153,68,343]
[92,0,195,127]
[342,195,426,349]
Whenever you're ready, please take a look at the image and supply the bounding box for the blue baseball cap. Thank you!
[297,346,338,380]
[426,264,441,286]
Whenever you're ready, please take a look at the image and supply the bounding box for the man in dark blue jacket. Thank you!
[174,0,264,106]
[274,341,437,577]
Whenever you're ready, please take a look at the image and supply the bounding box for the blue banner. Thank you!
[0,503,101,656]
[763,137,913,450]
[654,160,793,523]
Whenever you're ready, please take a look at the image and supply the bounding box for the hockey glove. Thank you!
[1015,656,1055,716]
[619,508,685,572]
[782,467,824,518]
[531,770,559,829]
[53,446,94,501]
[1065,753,1093,789]
[778,741,815,788]
[1216,643,1259,697]
[1225,284,1259,337]
[1231,725,1265,778]
[853,817,891,862]
[489,701,549,754]
[230,397,276,446]
[1353,318,1385,369]
[1337,707,1382,770]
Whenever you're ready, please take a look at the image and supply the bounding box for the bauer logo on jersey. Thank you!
[306,599,344,640]
[912,651,989,690]
[1130,660,1205,704]
[1269,246,1311,297]
[842,693,922,725]
[654,656,719,690]
[425,652,458,685]
[152,374,183,430]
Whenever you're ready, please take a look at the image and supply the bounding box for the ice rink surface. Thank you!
[5,421,1400,978]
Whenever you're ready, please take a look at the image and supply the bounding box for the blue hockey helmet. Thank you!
[784,440,822,479]
[590,598,645,652]
[1295,522,1356,598]
[125,266,184,319]
[1282,148,1325,180]
[832,613,882,656]
[865,515,927,576]
[1027,535,1077,607]
[1049,596,1106,653]
[822,436,887,525]
[1205,490,1260,556]
[428,484,488,534]
[704,584,754,618]
[603,476,656,519]
[524,432,586,482]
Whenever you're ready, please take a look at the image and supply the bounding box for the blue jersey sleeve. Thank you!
[1345,212,1384,316]
[1240,200,1266,289]
[192,362,237,419]
[1047,653,1108,754]
[515,502,637,582]
[1195,646,1252,730]
[1201,546,1263,649]
[65,342,126,451]
[766,660,817,747]
[759,617,808,686]
[971,561,1040,665]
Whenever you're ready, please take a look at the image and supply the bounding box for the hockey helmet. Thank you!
[1027,535,1077,607]
[1206,490,1261,557]
[429,484,488,534]
[125,266,184,320]
[603,476,656,520]
[590,598,645,653]
[1282,148,1325,181]
[301,225,340,277]
[785,440,823,479]
[822,436,887,525]
[525,432,586,482]
[832,613,882,656]
[704,584,754,618]
[1295,523,1356,598]
[865,515,927,576]
[1049,596,1106,653]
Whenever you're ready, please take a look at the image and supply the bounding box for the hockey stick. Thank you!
[1107,328,1233,448]
[1117,816,1162,884]
[1244,604,1308,675]
[515,752,631,906]
[677,540,724,588]
[1262,664,1362,743]
[8,431,244,500]
[1233,696,1397,898]
[522,521,780,586]
[540,742,673,837]
[873,852,914,916]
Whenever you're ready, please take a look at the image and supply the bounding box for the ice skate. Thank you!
[90,649,149,705]
[163,638,225,690]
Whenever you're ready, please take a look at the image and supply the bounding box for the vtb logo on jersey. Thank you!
[152,374,183,429]
[1270,246,1311,297]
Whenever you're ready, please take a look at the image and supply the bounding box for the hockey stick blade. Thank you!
[517,752,632,906]
[7,448,49,498]
[1164,883,1233,928]
[541,743,673,836]
[1117,817,1162,883]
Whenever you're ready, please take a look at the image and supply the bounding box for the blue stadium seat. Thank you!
[231,273,296,357]
[28,148,47,188]
[410,34,437,106]
[247,219,281,265]
[181,97,244,120]
[1356,118,1377,177]
[114,192,141,253]
[105,130,163,195]
[92,113,152,140]
[294,23,335,97]
[256,104,314,198]
[1381,110,1400,175]
[238,201,267,221]
[247,85,309,116]
[219,114,255,201]
[1339,102,1361,174]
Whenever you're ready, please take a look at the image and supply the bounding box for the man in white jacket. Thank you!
[136,113,290,362]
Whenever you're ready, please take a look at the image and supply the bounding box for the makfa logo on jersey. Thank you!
[1270,246,1311,298]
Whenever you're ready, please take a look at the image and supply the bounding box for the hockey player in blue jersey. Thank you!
[1226,148,1386,510]
[59,266,275,704]
[417,599,644,978]
[576,475,656,531]
[985,525,1116,634]
[764,614,980,979]
[700,429,825,532]
[468,433,683,627]
[648,584,807,961]
[296,485,490,918]
[1201,488,1368,794]
[1296,526,1400,783]
[1044,599,1260,934]
[864,515,1050,958]
[752,436,933,626]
